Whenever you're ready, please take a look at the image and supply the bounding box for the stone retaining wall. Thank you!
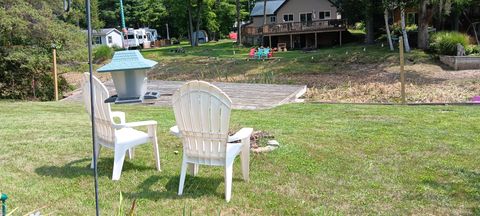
[439,55,480,70]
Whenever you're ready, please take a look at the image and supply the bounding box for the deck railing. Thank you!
[243,19,346,36]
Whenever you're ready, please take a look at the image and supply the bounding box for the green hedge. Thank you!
[429,31,471,55]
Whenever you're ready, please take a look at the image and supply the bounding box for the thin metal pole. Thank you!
[119,0,128,49]
[399,36,406,105]
[86,0,100,215]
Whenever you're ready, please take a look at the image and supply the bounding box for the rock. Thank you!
[251,145,278,153]
[267,140,280,147]
[457,43,466,56]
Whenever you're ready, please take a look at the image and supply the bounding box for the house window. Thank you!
[300,13,313,23]
[319,11,331,20]
[270,16,276,23]
[94,36,102,45]
[108,36,113,44]
[283,14,294,22]
[407,12,416,25]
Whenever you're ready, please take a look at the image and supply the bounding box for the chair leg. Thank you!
[112,148,127,181]
[188,163,199,176]
[240,138,250,182]
[128,148,135,160]
[149,125,161,171]
[90,144,101,169]
[178,159,188,195]
[225,163,233,202]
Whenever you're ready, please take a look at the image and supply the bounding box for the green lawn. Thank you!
[1,102,480,214]
[140,40,430,84]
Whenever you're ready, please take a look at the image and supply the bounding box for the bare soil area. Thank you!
[302,63,480,103]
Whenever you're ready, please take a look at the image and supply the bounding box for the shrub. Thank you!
[93,45,114,63]
[429,31,471,55]
[465,45,480,56]
[354,22,365,31]
[391,24,418,35]
[0,1,85,100]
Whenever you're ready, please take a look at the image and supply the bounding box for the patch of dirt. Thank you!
[296,62,480,103]
[62,72,111,90]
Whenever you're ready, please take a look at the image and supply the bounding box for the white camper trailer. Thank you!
[127,28,158,48]
[127,29,140,48]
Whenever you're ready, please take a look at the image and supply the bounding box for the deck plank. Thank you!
[62,80,306,110]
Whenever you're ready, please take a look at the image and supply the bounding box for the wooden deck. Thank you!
[242,19,346,36]
[62,80,307,110]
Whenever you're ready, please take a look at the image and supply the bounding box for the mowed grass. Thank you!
[140,40,430,83]
[1,101,480,215]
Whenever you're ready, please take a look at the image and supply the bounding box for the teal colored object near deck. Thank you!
[97,50,157,103]
[1,193,7,216]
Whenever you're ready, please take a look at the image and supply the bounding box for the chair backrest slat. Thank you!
[172,81,232,162]
[82,73,116,147]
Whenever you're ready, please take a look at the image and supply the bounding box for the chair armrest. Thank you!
[228,128,253,143]
[170,125,181,137]
[111,111,126,124]
[170,126,253,142]
[113,120,157,129]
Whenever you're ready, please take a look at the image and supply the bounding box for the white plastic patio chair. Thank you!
[170,80,253,202]
[82,73,161,180]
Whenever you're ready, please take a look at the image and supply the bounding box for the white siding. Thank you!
[105,31,123,48]
[248,0,339,27]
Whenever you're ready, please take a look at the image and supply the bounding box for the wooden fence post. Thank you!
[399,36,406,104]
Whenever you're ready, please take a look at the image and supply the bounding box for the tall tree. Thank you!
[400,4,411,52]
[417,0,433,49]
[194,0,204,46]
[383,4,394,50]
[236,0,241,44]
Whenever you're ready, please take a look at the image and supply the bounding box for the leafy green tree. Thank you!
[0,0,86,100]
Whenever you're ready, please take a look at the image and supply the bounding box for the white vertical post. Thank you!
[166,23,170,40]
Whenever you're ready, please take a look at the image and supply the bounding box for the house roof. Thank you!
[97,50,157,72]
[250,0,286,17]
[92,28,121,36]
[250,0,338,17]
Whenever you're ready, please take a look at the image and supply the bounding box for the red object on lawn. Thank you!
[229,32,237,40]
[249,48,255,58]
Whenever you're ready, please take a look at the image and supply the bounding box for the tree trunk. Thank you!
[187,0,195,46]
[400,7,411,52]
[262,0,267,46]
[452,10,460,31]
[384,8,394,51]
[236,0,242,45]
[365,12,375,44]
[437,0,444,30]
[195,0,203,46]
[418,0,429,49]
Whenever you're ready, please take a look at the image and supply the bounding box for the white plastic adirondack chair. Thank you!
[170,80,253,202]
[82,73,161,180]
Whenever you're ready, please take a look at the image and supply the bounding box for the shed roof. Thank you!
[92,28,121,36]
[97,50,157,72]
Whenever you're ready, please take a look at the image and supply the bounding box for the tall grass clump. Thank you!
[429,31,471,55]
[94,45,114,63]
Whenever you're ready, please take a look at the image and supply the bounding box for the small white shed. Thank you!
[92,28,123,48]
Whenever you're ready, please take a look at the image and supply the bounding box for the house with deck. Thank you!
[242,0,346,49]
